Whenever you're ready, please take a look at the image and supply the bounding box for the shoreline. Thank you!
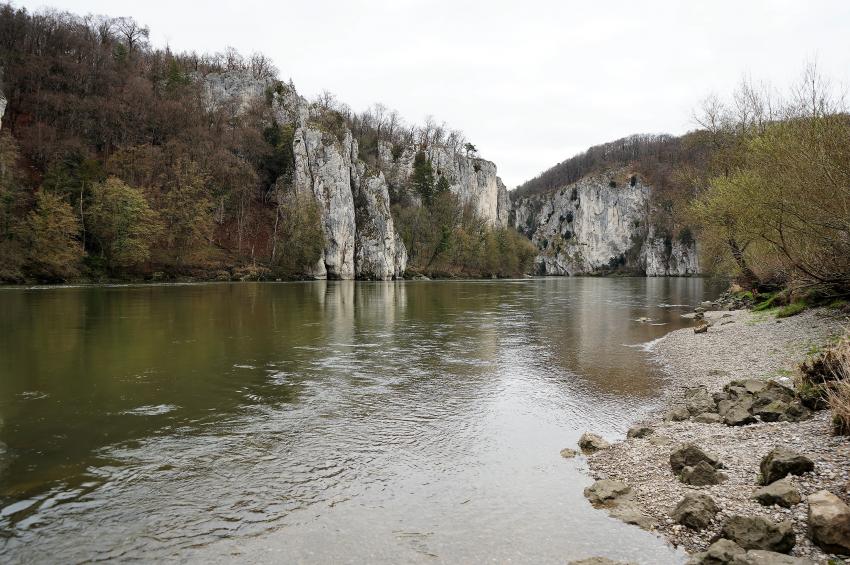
[585,308,850,563]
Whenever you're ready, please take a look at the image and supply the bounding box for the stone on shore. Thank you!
[569,558,637,565]
[671,493,719,530]
[720,515,795,553]
[686,539,746,565]
[560,448,578,458]
[665,405,691,422]
[723,397,757,426]
[686,386,718,416]
[608,504,657,530]
[626,425,654,439]
[670,443,722,474]
[759,448,814,485]
[579,433,610,453]
[807,490,850,554]
[695,322,709,334]
[694,412,723,424]
[751,478,801,508]
[732,551,814,564]
[680,461,728,486]
[583,479,632,508]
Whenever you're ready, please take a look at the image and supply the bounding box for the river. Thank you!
[0,278,721,563]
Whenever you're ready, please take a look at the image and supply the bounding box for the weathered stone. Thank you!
[731,551,814,565]
[695,322,709,334]
[720,515,795,553]
[583,479,631,508]
[686,539,746,565]
[724,397,757,426]
[807,490,850,554]
[560,448,578,458]
[665,405,691,422]
[680,461,727,486]
[578,432,610,453]
[754,400,812,423]
[694,412,723,424]
[687,387,718,415]
[759,448,814,485]
[626,425,654,439]
[608,503,657,530]
[752,478,801,508]
[569,558,637,565]
[671,493,719,529]
[670,443,721,474]
[725,379,769,398]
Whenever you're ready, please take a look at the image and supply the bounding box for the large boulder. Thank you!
[807,490,850,554]
[578,433,610,453]
[720,515,795,553]
[687,387,718,415]
[680,461,728,486]
[759,448,814,485]
[672,493,719,530]
[723,397,757,426]
[583,479,631,508]
[670,443,722,474]
[752,478,801,508]
[694,412,724,424]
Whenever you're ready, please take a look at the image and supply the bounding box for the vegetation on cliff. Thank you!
[0,4,530,282]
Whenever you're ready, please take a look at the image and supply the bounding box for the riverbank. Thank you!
[585,308,850,563]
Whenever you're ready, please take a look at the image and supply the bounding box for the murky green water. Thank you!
[0,278,719,564]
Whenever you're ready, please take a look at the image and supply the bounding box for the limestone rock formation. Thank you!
[511,171,699,276]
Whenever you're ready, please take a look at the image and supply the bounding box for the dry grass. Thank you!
[818,333,850,435]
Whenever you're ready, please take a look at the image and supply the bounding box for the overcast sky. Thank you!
[19,0,850,188]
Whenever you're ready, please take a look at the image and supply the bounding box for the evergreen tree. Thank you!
[411,151,435,205]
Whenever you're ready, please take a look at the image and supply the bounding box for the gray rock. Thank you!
[752,478,801,508]
[720,515,795,553]
[608,503,657,530]
[807,490,850,554]
[680,461,728,486]
[569,558,637,565]
[560,448,578,458]
[725,380,769,398]
[731,551,814,565]
[665,405,691,422]
[672,493,719,529]
[695,322,709,334]
[670,443,722,474]
[626,425,654,439]
[687,387,718,415]
[578,432,610,453]
[759,448,814,485]
[583,479,632,508]
[694,412,723,424]
[687,539,746,565]
[724,397,757,426]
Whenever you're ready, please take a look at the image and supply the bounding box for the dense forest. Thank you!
[0,4,534,282]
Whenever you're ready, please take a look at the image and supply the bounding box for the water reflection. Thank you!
[0,278,720,563]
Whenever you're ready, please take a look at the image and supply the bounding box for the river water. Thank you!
[0,278,720,564]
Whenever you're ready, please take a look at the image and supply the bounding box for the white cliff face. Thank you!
[512,171,699,276]
[203,72,407,280]
[292,124,357,279]
[353,169,407,280]
[377,141,510,227]
[201,71,274,114]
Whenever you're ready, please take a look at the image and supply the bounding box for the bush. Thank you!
[776,302,807,318]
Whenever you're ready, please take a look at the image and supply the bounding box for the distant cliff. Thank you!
[511,170,699,276]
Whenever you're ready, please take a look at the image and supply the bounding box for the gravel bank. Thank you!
[586,308,849,563]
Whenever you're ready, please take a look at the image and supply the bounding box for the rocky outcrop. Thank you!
[511,170,699,276]
[203,71,407,280]
[377,141,510,227]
